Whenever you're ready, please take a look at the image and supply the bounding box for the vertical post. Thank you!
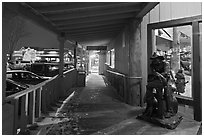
[58,33,65,97]
[12,99,19,134]
[41,87,47,114]
[171,27,180,74]
[35,88,41,117]
[147,25,153,78]
[98,51,106,75]
[74,42,77,69]
[20,96,27,133]
[128,20,142,106]
[2,3,7,104]
[192,21,201,121]
[28,91,35,124]
[58,32,65,76]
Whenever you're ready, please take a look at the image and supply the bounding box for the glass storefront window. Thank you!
[155,25,192,98]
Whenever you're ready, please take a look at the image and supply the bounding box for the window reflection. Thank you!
[155,25,192,98]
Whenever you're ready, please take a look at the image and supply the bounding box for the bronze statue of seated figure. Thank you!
[137,52,183,129]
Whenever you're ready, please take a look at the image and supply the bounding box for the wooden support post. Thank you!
[50,84,55,104]
[12,99,19,135]
[36,88,42,117]
[20,96,27,133]
[25,94,29,117]
[58,33,65,97]
[192,21,201,121]
[74,42,77,69]
[58,33,65,77]
[41,87,47,114]
[28,91,35,124]
[128,20,142,106]
[123,77,128,103]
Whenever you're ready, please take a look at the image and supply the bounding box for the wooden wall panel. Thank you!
[171,2,190,19]
[160,2,172,22]
[150,4,160,23]
[171,2,202,20]
[185,2,202,17]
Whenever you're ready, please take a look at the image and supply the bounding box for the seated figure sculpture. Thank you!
[137,52,183,129]
[143,52,179,120]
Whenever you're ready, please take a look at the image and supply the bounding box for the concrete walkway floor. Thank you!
[30,73,201,135]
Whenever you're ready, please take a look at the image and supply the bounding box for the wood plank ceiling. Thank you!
[20,2,158,47]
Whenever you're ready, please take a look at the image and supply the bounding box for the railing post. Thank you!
[28,91,35,124]
[20,95,27,133]
[41,87,47,114]
[36,87,42,117]
[11,99,19,134]
[123,77,127,103]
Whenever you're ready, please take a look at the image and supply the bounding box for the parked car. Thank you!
[30,62,74,77]
[6,70,49,85]
[30,63,59,77]
[6,79,29,97]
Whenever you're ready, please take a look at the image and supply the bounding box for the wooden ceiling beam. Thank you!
[65,26,122,34]
[57,20,126,30]
[136,2,159,18]
[69,31,117,37]
[52,12,136,25]
[61,24,124,33]
[69,33,116,42]
[33,2,138,13]
[45,5,142,20]
[67,28,121,36]
[57,19,126,29]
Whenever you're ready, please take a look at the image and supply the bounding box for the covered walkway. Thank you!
[2,2,202,135]
[30,74,200,135]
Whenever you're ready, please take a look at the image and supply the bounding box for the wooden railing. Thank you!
[105,70,143,106]
[5,68,77,134]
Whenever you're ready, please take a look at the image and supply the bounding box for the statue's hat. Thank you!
[150,52,164,60]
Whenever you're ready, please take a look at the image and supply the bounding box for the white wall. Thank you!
[150,2,202,23]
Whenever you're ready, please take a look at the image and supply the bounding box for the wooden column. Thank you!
[35,88,41,118]
[98,51,106,75]
[74,42,77,69]
[58,33,65,97]
[28,91,35,124]
[128,19,142,106]
[2,3,7,104]
[20,96,27,133]
[171,27,180,74]
[192,21,201,121]
[58,33,65,76]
